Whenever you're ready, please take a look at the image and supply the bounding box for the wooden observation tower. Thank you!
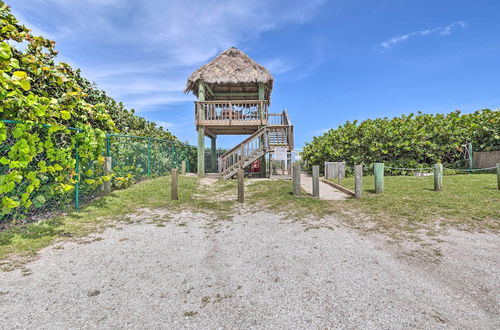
[185,47,293,178]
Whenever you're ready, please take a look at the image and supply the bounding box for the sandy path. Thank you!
[1,210,499,329]
[300,174,348,200]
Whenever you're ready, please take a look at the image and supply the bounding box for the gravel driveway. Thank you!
[1,210,499,329]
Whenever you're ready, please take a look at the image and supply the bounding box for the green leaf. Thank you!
[2,196,20,210]
[34,195,46,205]
[20,80,31,91]
[0,42,11,60]
[13,71,27,79]
[60,110,71,120]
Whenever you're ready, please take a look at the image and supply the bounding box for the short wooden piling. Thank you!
[312,165,319,198]
[181,160,186,175]
[293,162,301,196]
[354,165,362,198]
[496,163,499,190]
[434,163,443,192]
[374,163,384,194]
[171,168,178,200]
[237,168,244,203]
[103,156,112,194]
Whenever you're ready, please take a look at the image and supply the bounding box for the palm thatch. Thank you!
[185,47,273,100]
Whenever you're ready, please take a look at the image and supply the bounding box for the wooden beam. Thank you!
[198,81,206,101]
[213,92,259,97]
[205,84,215,98]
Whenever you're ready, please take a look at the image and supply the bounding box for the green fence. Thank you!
[0,120,194,226]
[106,134,191,179]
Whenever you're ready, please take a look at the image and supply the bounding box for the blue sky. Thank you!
[8,0,500,148]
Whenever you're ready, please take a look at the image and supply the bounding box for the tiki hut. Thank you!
[185,47,273,101]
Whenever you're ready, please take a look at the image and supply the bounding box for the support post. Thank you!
[312,165,319,198]
[211,136,217,172]
[197,81,206,177]
[497,163,500,190]
[434,163,443,192]
[374,163,384,194]
[354,165,362,199]
[197,127,205,176]
[103,156,112,194]
[171,168,178,200]
[258,83,267,178]
[181,160,186,175]
[237,168,244,203]
[293,162,301,196]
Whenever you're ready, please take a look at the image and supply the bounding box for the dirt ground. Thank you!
[1,209,499,329]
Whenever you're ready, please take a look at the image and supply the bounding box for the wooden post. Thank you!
[103,156,112,194]
[211,136,217,172]
[197,127,205,177]
[497,163,500,190]
[312,165,319,198]
[181,160,186,175]
[332,162,340,180]
[434,163,443,192]
[237,168,244,203]
[197,82,206,177]
[258,83,267,178]
[171,168,178,200]
[293,162,301,196]
[338,161,346,185]
[354,165,362,198]
[374,163,384,194]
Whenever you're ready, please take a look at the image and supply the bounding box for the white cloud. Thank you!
[9,0,326,111]
[262,57,296,75]
[379,21,468,50]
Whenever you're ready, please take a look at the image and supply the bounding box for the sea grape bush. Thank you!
[0,3,193,221]
[302,110,499,173]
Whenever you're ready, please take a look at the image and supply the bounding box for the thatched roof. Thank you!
[185,47,273,100]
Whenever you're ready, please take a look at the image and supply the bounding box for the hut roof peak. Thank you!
[185,47,273,97]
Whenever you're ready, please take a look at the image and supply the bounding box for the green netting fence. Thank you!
[0,120,194,227]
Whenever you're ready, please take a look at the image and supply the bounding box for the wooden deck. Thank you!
[195,100,291,136]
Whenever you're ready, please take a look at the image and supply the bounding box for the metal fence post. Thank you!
[312,165,320,198]
[354,164,362,198]
[147,138,151,176]
[434,163,443,191]
[374,163,384,194]
[75,141,80,210]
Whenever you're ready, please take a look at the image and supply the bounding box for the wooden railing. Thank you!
[218,126,269,179]
[195,100,268,125]
[218,122,294,179]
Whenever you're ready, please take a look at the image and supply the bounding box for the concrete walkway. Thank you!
[300,174,348,200]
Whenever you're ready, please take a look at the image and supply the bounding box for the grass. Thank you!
[0,175,236,266]
[338,174,500,231]
[1,173,498,267]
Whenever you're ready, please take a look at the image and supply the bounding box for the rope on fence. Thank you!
[334,164,496,172]
[444,166,496,172]
[385,166,434,171]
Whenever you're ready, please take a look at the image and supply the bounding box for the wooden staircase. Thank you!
[218,111,293,179]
